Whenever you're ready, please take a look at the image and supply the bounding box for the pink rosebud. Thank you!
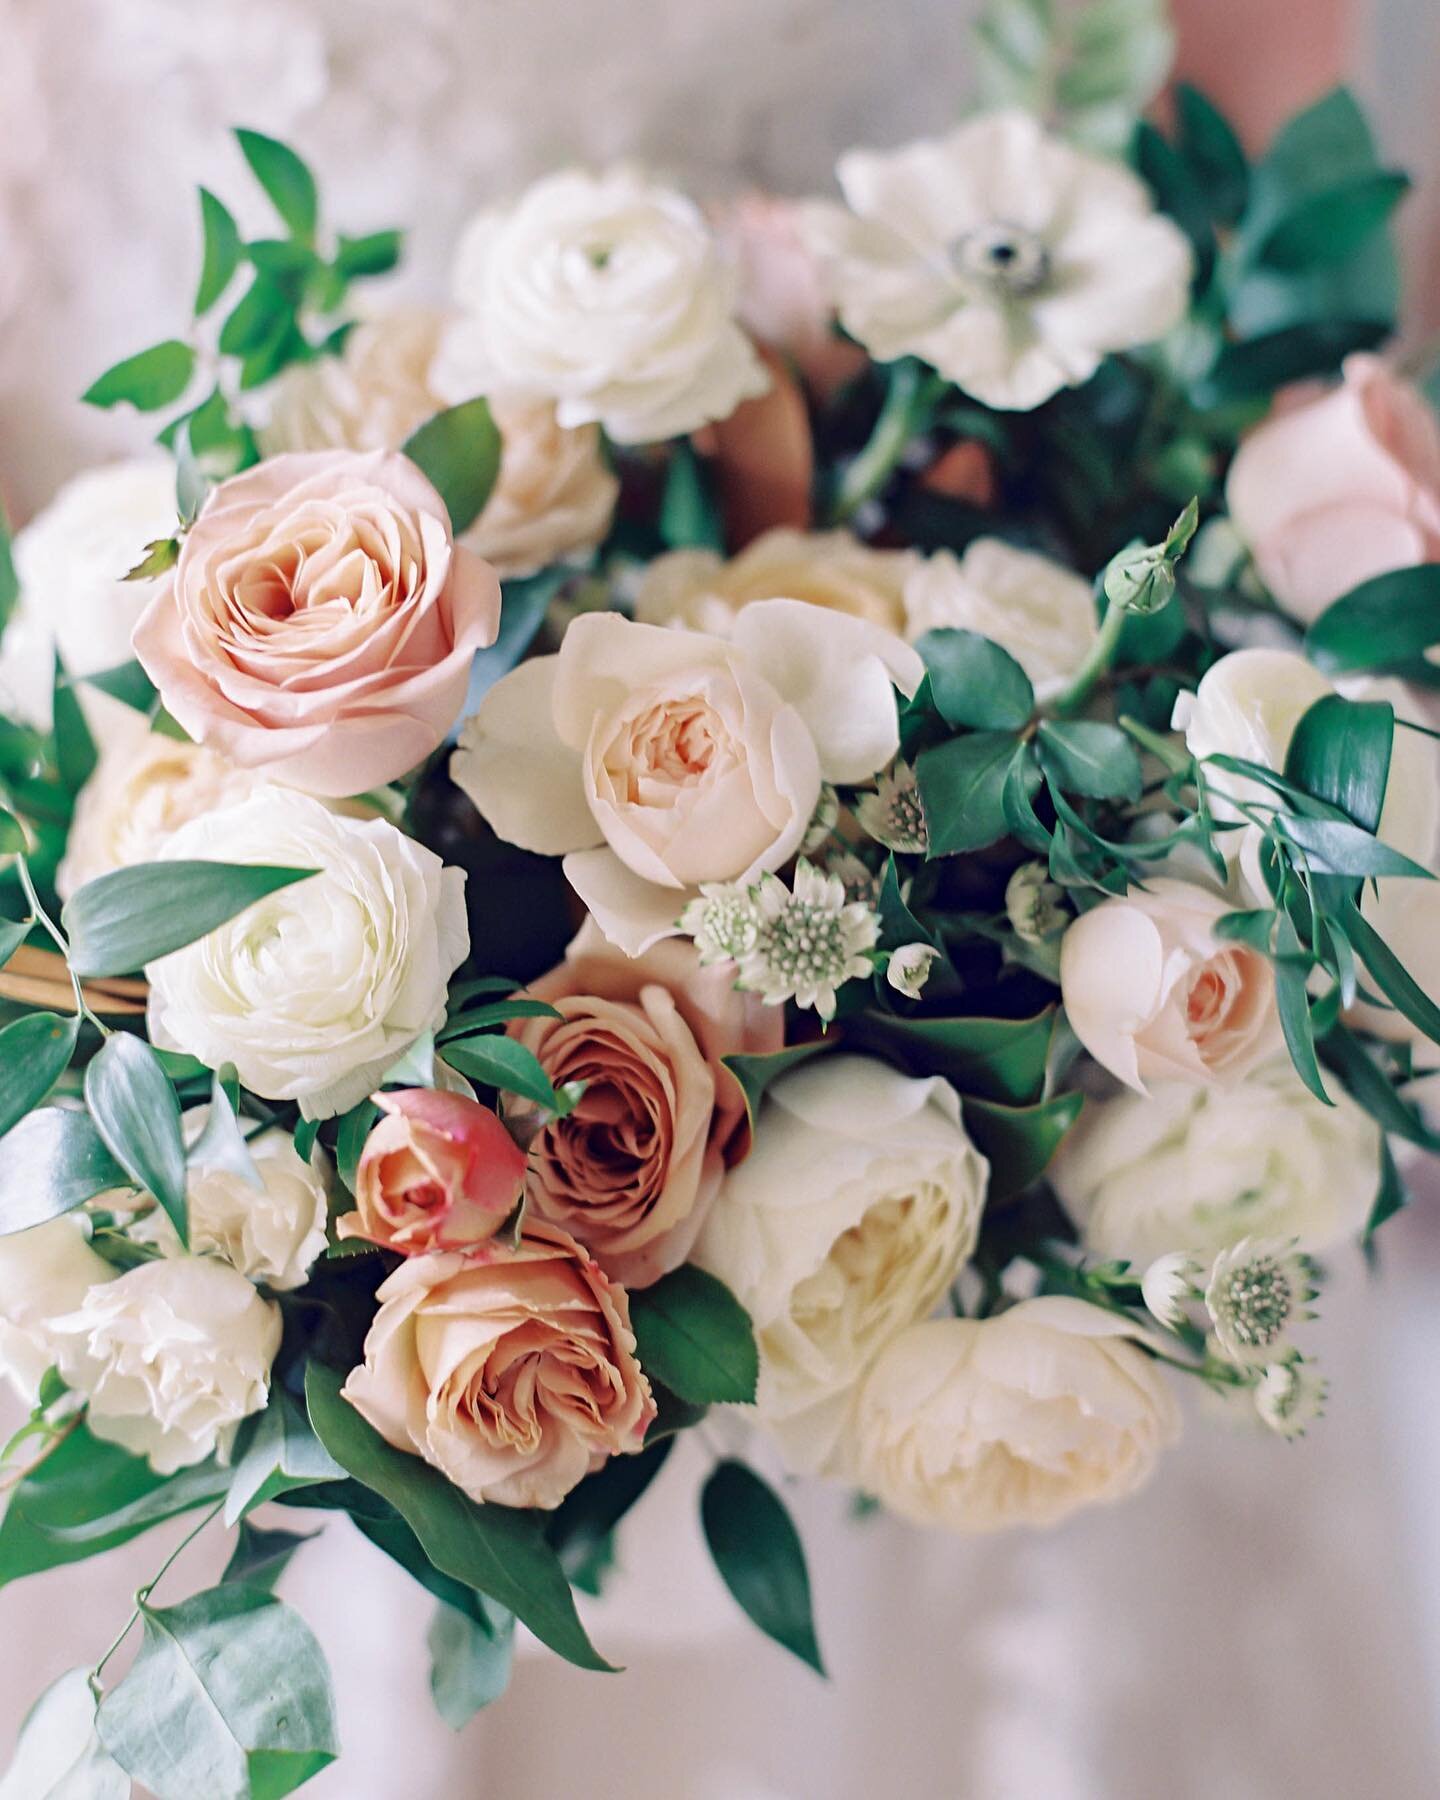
[339,1089,526,1255]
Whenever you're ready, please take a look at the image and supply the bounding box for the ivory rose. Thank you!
[339,1089,528,1255]
[847,1300,1179,1532]
[694,1055,988,1474]
[433,167,770,444]
[633,529,917,636]
[145,788,468,1119]
[342,1220,655,1509]
[510,918,782,1287]
[132,449,502,798]
[0,1216,115,1405]
[1059,878,1283,1090]
[1226,355,1440,622]
[51,1256,281,1474]
[451,601,922,955]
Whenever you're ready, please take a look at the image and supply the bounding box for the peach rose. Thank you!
[341,1220,655,1509]
[338,1089,528,1255]
[511,919,783,1286]
[132,449,502,798]
[1226,355,1440,623]
[1060,879,1283,1090]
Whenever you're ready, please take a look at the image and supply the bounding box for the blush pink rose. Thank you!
[511,919,784,1287]
[1226,355,1440,622]
[338,1088,528,1255]
[133,449,502,797]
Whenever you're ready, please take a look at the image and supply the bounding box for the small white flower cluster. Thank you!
[679,859,880,1020]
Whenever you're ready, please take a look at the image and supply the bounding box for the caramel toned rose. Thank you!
[133,448,501,798]
[341,1220,655,1509]
[511,920,783,1287]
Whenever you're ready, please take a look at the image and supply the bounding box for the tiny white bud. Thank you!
[1254,1357,1328,1439]
[886,942,939,1000]
[1004,861,1066,944]
[1140,1251,1203,1328]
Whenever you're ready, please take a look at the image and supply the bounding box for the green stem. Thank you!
[831,361,933,523]
[91,1499,225,1695]
[14,856,109,1037]
[1050,597,1131,718]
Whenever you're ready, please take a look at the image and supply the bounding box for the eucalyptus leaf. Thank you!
[628,1266,758,1406]
[0,1108,128,1236]
[427,1602,516,1729]
[84,1034,188,1244]
[82,340,196,412]
[1365,1139,1409,1244]
[222,1521,317,1593]
[915,628,1035,732]
[700,1460,825,1675]
[52,651,97,793]
[1275,816,1430,880]
[1343,902,1440,1048]
[401,398,502,535]
[1273,914,1330,1103]
[63,860,316,977]
[1321,1023,1440,1152]
[0,1010,79,1140]
[0,1668,128,1800]
[225,1388,345,1525]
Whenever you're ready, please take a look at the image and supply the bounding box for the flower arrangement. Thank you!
[2,2,1438,1789]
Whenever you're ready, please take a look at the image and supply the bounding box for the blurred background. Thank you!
[1,1,1438,1794]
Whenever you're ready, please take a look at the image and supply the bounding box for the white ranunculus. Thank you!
[693,1055,988,1474]
[901,538,1099,700]
[145,788,469,1119]
[433,167,770,444]
[0,458,177,729]
[50,1256,281,1473]
[260,304,445,457]
[1052,1058,1381,1264]
[452,600,922,956]
[847,1299,1179,1531]
[0,1216,116,1404]
[804,110,1191,411]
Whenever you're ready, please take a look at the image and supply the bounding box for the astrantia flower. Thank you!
[678,882,762,967]
[1005,861,1067,945]
[1140,1252,1203,1329]
[805,110,1192,411]
[887,942,939,1000]
[802,784,840,854]
[855,761,927,854]
[823,847,881,906]
[1254,1357,1328,1439]
[738,862,879,1019]
[1205,1238,1316,1369]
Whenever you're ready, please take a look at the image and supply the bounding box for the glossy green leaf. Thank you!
[427,1602,516,1729]
[1273,914,1330,1102]
[1002,741,1052,852]
[1321,1023,1440,1152]
[195,188,243,314]
[0,1108,128,1235]
[628,1265,758,1406]
[1175,83,1248,225]
[915,731,1018,856]
[401,398,502,535]
[660,440,724,553]
[1365,1139,1408,1244]
[0,1668,129,1800]
[305,1363,614,1671]
[83,340,195,412]
[96,1584,338,1800]
[0,1010,79,1140]
[37,1459,229,1545]
[701,1460,824,1676]
[84,1034,188,1243]
[1284,694,1393,832]
[63,860,315,976]
[1036,720,1143,801]
[857,1008,1055,1107]
[1191,317,1388,407]
[442,1032,561,1112]
[1343,901,1440,1048]
[1256,170,1409,272]
[721,1041,831,1133]
[547,1437,673,1586]
[225,1388,345,1525]
[1275,816,1430,880]
[222,1521,316,1594]
[52,652,97,793]
[235,128,319,242]
[962,1090,1085,1197]
[915,628,1035,731]
[1305,566,1440,676]
[875,854,942,953]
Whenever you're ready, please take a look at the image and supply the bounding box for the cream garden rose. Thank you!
[633,529,917,636]
[342,1220,654,1509]
[1060,878,1283,1090]
[694,1055,988,1474]
[51,1256,281,1474]
[132,449,501,798]
[145,788,468,1119]
[452,600,922,955]
[1052,1058,1381,1264]
[804,110,1191,411]
[847,1299,1179,1532]
[433,167,770,444]
[901,538,1099,700]
[0,1216,115,1404]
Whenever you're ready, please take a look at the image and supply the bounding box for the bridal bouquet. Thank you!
[4,1,1438,1790]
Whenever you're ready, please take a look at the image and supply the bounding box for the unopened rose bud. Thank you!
[1102,497,1198,617]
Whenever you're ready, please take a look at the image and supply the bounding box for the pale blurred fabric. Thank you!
[2,2,1440,1795]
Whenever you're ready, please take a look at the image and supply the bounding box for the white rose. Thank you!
[262,308,618,578]
[0,458,177,730]
[433,167,770,444]
[133,1114,331,1292]
[804,110,1191,411]
[0,1216,115,1404]
[452,600,922,956]
[1174,648,1439,896]
[145,788,468,1119]
[1052,1058,1381,1263]
[50,1256,281,1473]
[847,1299,1179,1531]
[693,1055,988,1474]
[901,538,1099,700]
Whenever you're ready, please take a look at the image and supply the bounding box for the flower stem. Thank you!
[831,360,934,523]
[14,856,109,1037]
[1051,595,1130,718]
[90,1499,225,1696]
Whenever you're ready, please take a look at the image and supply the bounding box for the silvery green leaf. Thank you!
[0,1668,128,1800]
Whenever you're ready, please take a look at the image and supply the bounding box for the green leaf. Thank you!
[0,1010,79,1140]
[82,340,195,412]
[124,538,181,582]
[1284,694,1393,832]
[720,1041,832,1134]
[435,998,561,1042]
[1256,170,1409,273]
[333,229,404,280]
[96,1584,338,1800]
[189,1069,265,1191]
[856,1009,1055,1107]
[915,628,1035,731]
[84,1033,188,1244]
[1273,914,1330,1102]
[0,1108,128,1235]
[628,1265,758,1406]
[52,651,97,793]
[914,731,1018,856]
[1365,1139,1408,1244]
[1175,83,1249,226]
[427,1603,515,1729]
[195,188,243,314]
[225,1388,345,1525]
[63,860,316,977]
[217,273,290,359]
[1191,317,1388,408]
[1275,816,1430,880]
[441,1032,561,1112]
[700,1460,824,1675]
[962,1090,1085,1197]
[36,1459,229,1545]
[1001,741,1051,852]
[333,1098,380,1197]
[1036,720,1143,801]
[875,854,942,954]
[1133,121,1215,279]
[305,1362,615,1671]
[1305,566,1440,677]
[1215,908,1277,953]
[1321,1023,1440,1152]
[547,1437,673,1585]
[235,128,319,242]
[222,1521,316,1594]
[660,440,724,553]
[1343,901,1440,1048]
[1,1668,128,1800]
[0,501,18,633]
[401,398,502,535]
